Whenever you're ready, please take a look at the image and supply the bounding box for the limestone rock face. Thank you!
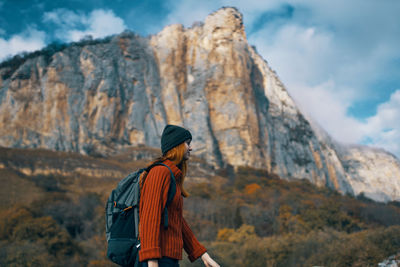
[340,146,400,202]
[0,7,399,201]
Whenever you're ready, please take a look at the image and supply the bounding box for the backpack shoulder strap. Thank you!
[146,162,177,229]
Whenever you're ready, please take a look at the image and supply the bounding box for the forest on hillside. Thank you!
[0,150,399,267]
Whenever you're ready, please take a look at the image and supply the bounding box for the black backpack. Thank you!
[105,163,177,266]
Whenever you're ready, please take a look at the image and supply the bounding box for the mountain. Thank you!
[0,7,399,202]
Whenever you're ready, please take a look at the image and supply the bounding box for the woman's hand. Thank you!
[148,259,158,267]
[201,252,220,267]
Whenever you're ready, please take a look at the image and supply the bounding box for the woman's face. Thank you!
[183,139,192,161]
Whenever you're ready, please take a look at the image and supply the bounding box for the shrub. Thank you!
[0,207,33,240]
[12,216,78,257]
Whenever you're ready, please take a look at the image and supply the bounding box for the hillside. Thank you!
[0,147,399,266]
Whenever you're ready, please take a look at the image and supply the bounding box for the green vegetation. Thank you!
[1,149,399,266]
[0,35,114,80]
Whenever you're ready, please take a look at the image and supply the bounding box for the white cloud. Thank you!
[163,0,217,27]
[289,81,365,144]
[43,8,83,29]
[362,90,400,156]
[161,0,400,158]
[43,9,126,42]
[163,0,284,27]
[243,2,400,158]
[243,22,368,144]
[162,0,281,28]
[0,28,46,61]
[250,24,336,86]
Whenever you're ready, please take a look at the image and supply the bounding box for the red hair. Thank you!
[140,142,189,197]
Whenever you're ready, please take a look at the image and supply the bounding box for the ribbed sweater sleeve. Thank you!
[182,217,207,262]
[139,167,170,261]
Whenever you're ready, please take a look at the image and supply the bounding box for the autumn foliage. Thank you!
[1,155,400,266]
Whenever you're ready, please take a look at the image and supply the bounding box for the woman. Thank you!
[139,125,220,267]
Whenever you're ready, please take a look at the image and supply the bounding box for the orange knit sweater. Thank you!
[138,160,207,262]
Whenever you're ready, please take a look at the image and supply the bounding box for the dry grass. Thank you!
[0,146,215,208]
[0,169,44,210]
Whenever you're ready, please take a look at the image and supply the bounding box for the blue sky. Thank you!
[1,0,399,157]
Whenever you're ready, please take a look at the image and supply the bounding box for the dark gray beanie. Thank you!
[161,124,192,155]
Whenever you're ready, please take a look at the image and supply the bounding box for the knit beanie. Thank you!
[161,124,192,155]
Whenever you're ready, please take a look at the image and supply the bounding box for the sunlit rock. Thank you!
[0,7,398,201]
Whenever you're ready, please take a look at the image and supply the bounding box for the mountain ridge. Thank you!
[0,7,399,202]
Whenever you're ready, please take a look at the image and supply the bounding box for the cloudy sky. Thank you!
[1,0,399,157]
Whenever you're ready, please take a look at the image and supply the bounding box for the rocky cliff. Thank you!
[0,7,399,201]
